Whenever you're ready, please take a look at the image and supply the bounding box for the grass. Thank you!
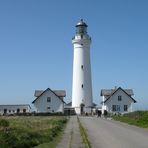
[69,130,73,148]
[0,116,68,148]
[77,117,91,148]
[112,111,148,128]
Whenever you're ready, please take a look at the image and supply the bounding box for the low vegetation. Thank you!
[0,116,67,148]
[77,117,91,148]
[112,111,148,128]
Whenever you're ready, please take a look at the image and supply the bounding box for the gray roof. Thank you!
[65,102,97,107]
[101,88,134,97]
[53,90,66,97]
[34,90,66,97]
[65,102,72,107]
[0,104,31,109]
[101,87,136,103]
[34,90,44,97]
[32,88,66,104]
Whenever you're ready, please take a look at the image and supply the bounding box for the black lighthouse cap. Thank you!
[76,19,88,27]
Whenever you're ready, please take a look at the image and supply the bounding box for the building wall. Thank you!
[104,89,134,114]
[34,90,64,113]
[0,105,30,115]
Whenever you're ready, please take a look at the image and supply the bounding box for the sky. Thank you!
[0,0,148,110]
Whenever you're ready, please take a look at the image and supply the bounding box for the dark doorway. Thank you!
[17,108,20,113]
[23,109,26,113]
[4,109,7,114]
[68,109,70,115]
[80,103,85,115]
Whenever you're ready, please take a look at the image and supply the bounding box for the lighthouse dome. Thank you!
[76,19,88,27]
[75,19,88,35]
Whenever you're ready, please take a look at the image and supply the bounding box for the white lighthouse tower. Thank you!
[72,19,93,114]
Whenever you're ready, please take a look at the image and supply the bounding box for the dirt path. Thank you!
[56,116,84,148]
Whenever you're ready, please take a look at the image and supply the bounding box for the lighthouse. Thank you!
[72,19,93,114]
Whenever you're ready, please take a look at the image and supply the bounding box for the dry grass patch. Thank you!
[0,116,67,148]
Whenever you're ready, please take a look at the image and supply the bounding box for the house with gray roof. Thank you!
[100,87,137,114]
[32,88,66,113]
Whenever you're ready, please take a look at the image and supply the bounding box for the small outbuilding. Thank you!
[0,104,31,115]
[32,88,66,113]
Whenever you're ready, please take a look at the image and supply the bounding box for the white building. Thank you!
[100,87,136,114]
[0,104,31,115]
[72,19,93,114]
[32,88,66,113]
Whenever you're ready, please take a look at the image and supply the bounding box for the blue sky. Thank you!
[0,0,148,110]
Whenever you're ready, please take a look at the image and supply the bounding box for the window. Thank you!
[9,110,11,113]
[47,97,51,102]
[112,105,116,111]
[116,105,120,111]
[47,107,50,109]
[81,84,83,88]
[81,65,83,69]
[124,105,128,111]
[112,105,120,111]
[118,96,122,101]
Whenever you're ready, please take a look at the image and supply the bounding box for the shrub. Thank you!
[0,119,9,128]
[0,131,18,148]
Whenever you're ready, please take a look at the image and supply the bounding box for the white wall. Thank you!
[104,89,134,114]
[0,105,30,115]
[72,34,93,114]
[34,90,64,113]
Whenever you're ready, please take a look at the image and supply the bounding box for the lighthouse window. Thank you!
[81,84,83,88]
[81,65,83,69]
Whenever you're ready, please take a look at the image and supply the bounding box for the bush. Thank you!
[0,119,9,128]
[0,132,18,148]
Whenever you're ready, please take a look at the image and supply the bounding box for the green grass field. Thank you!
[112,111,148,128]
[0,116,67,148]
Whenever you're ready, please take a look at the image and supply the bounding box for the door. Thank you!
[4,109,7,114]
[80,103,85,115]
